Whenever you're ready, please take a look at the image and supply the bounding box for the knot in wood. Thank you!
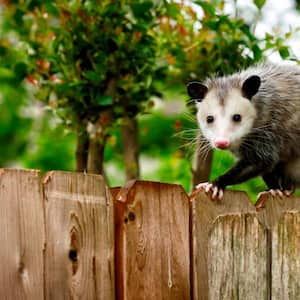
[18,261,25,274]
[128,211,135,221]
[69,249,78,262]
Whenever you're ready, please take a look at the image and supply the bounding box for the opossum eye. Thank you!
[206,115,214,124]
[232,114,242,122]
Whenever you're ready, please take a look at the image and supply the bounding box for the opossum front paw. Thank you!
[196,182,224,200]
[257,189,293,201]
[268,189,294,198]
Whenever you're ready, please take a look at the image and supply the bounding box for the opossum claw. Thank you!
[196,182,224,200]
[196,182,211,192]
[212,186,218,199]
[269,189,284,198]
[258,189,294,201]
[218,189,224,199]
[284,190,293,197]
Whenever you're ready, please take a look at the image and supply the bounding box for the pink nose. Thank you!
[215,138,230,149]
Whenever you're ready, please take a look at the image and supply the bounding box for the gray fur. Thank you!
[197,63,300,190]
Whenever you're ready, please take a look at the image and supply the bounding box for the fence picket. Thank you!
[43,171,115,300]
[0,169,45,299]
[115,180,190,300]
[271,212,300,299]
[1,168,300,299]
[256,193,300,300]
[190,190,257,300]
[208,213,268,300]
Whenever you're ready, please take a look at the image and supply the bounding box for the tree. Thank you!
[3,0,162,179]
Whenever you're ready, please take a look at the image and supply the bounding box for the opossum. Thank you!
[187,63,300,199]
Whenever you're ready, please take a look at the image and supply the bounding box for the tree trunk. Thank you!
[86,78,118,175]
[122,117,140,180]
[87,136,105,175]
[191,139,213,189]
[75,126,89,172]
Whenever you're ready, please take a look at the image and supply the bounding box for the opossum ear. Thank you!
[187,82,208,102]
[242,75,261,100]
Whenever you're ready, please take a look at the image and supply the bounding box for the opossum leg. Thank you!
[213,159,268,190]
[262,163,294,197]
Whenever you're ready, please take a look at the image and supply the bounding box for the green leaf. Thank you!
[279,46,290,59]
[0,45,7,56]
[203,20,218,30]
[95,95,113,106]
[131,1,153,18]
[84,71,101,82]
[13,8,25,27]
[14,62,28,81]
[194,1,216,16]
[253,0,266,10]
[44,2,59,15]
[166,2,180,18]
[252,45,263,61]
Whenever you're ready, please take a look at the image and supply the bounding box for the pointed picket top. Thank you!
[190,188,255,212]
[115,180,190,300]
[190,189,257,300]
[114,179,138,203]
[256,191,300,229]
[42,171,115,300]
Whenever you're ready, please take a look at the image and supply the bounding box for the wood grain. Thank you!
[208,213,267,300]
[271,211,300,299]
[115,181,190,300]
[190,190,257,300]
[256,193,300,229]
[43,171,114,300]
[0,169,45,299]
[256,194,300,299]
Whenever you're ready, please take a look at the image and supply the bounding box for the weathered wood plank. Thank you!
[256,193,300,299]
[44,171,114,300]
[0,169,45,299]
[271,212,300,299]
[256,193,300,229]
[208,214,268,300]
[115,181,190,300]
[190,190,257,300]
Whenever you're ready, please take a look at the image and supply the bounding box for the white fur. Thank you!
[197,89,257,150]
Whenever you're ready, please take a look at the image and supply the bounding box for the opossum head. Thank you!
[187,75,260,150]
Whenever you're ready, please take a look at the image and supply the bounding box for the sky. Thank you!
[189,0,300,62]
[226,0,300,62]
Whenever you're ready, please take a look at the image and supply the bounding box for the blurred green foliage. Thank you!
[21,112,76,171]
[2,0,162,126]
[0,0,299,200]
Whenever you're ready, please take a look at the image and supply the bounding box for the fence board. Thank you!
[0,169,45,299]
[256,193,300,299]
[115,180,190,300]
[208,213,267,300]
[256,193,300,229]
[190,190,257,300]
[43,171,114,300]
[271,212,300,299]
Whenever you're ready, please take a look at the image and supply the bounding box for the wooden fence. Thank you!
[1,169,300,299]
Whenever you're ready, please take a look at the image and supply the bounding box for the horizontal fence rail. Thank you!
[0,169,300,299]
